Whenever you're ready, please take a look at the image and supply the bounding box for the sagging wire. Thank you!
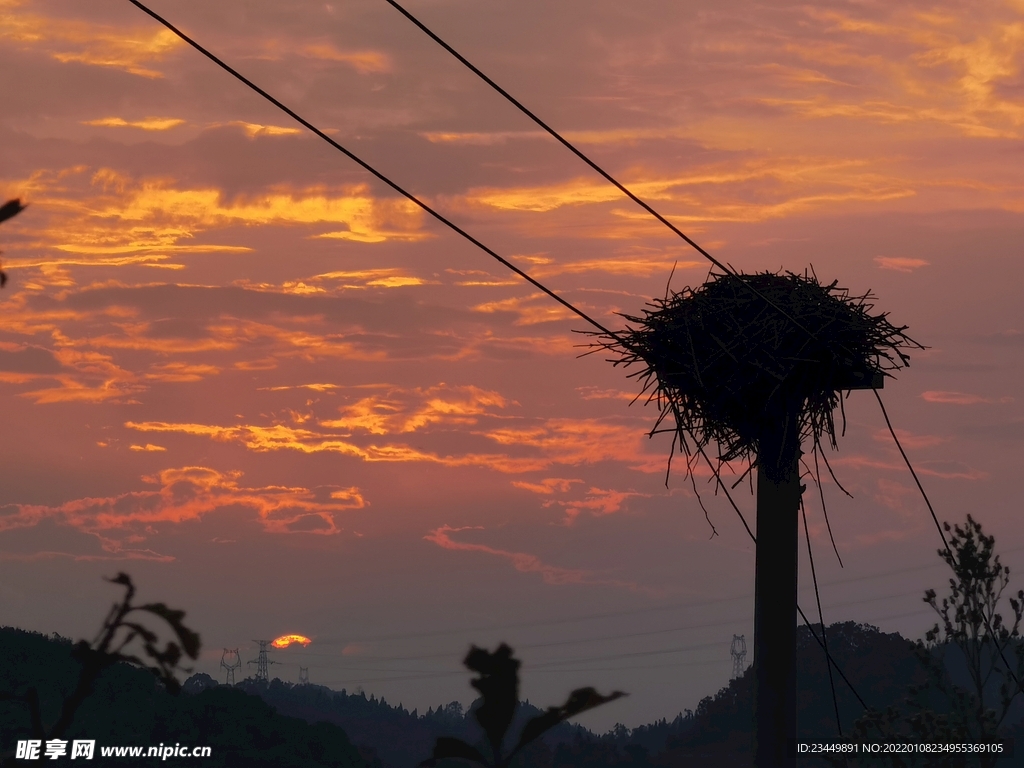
[126,0,616,340]
[874,389,1024,716]
[381,0,837,350]
[802,498,843,735]
[810,440,844,567]
[691,443,869,714]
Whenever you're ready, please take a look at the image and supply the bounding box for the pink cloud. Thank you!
[872,478,919,517]
[423,525,636,588]
[874,256,929,272]
[916,462,988,481]
[871,428,949,449]
[424,525,590,585]
[921,390,1012,405]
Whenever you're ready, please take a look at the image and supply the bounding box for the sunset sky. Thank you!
[1,0,1022,730]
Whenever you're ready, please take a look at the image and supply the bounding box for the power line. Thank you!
[381,0,730,276]
[802,501,841,736]
[311,555,976,649]
[872,393,1024,720]
[296,590,938,667]
[694,444,870,711]
[125,0,1001,727]
[126,0,615,338]
[300,605,939,688]
[381,0,831,347]
[299,589,937,667]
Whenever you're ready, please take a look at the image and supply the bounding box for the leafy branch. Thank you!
[422,643,625,768]
[0,572,200,749]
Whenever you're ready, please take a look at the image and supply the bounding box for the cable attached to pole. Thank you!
[695,446,869,713]
[382,0,730,275]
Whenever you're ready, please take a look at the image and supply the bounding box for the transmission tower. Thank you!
[247,640,279,683]
[220,648,241,685]
[299,667,309,685]
[730,634,747,680]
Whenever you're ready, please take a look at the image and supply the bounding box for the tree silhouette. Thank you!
[846,517,1021,767]
[0,572,200,759]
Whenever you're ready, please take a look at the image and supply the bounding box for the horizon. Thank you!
[1,0,1021,733]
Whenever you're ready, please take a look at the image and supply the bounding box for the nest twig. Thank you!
[591,270,921,481]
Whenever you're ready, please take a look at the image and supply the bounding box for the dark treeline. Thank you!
[7,621,1023,767]
[0,627,372,768]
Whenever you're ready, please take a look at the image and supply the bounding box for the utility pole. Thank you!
[584,265,914,768]
[247,640,279,683]
[753,414,802,768]
[752,375,881,768]
[730,634,747,680]
[220,648,241,685]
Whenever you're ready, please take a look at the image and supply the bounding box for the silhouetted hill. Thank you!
[6,621,1022,767]
[0,627,372,767]
[234,677,592,768]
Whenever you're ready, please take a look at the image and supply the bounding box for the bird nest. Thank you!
[593,271,920,481]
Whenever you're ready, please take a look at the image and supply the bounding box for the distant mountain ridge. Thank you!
[6,621,1023,767]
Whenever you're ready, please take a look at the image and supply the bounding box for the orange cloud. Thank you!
[225,121,302,138]
[1,168,427,272]
[236,269,430,293]
[20,349,141,404]
[511,478,583,495]
[483,418,664,473]
[202,319,387,363]
[0,467,367,557]
[301,44,391,73]
[875,256,929,272]
[82,117,185,131]
[124,408,663,476]
[790,7,1024,139]
[473,293,576,326]
[318,385,510,436]
[551,487,649,523]
[530,258,702,279]
[123,419,549,473]
[422,126,698,146]
[0,2,183,78]
[89,174,427,244]
[145,363,221,383]
[129,444,166,452]
[466,158,918,227]
[261,383,339,393]
[577,387,644,402]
